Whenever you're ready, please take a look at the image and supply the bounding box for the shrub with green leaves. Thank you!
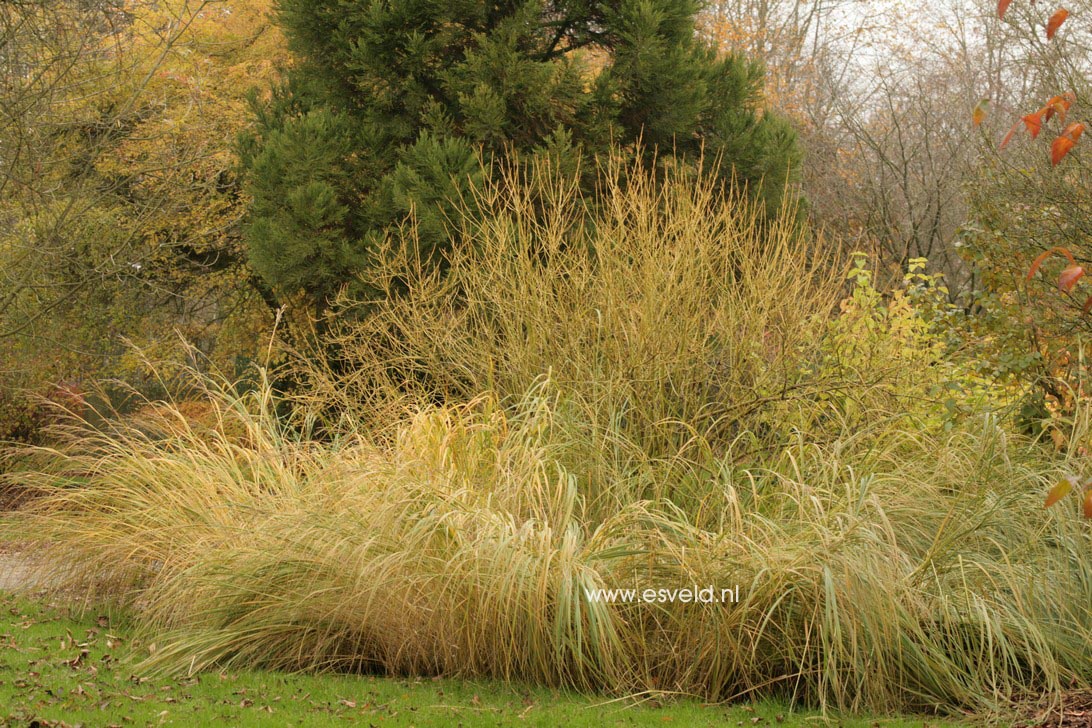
[785,254,1007,439]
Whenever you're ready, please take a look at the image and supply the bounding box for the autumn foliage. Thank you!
[0,0,289,442]
[991,3,1092,516]
[993,4,1081,165]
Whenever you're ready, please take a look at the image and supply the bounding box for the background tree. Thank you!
[0,0,287,442]
[238,0,802,311]
[698,1,983,294]
[698,0,867,122]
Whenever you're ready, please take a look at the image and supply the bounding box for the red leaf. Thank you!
[1052,134,1076,165]
[1082,295,1092,314]
[1028,247,1079,282]
[1000,122,1020,149]
[999,0,1013,17]
[1059,264,1085,291]
[1024,111,1044,139]
[1084,490,1092,519]
[1044,94,1075,123]
[1028,249,1055,281]
[1063,121,1086,141]
[1047,8,1069,40]
[1046,477,1075,507]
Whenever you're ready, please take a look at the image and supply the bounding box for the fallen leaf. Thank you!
[1024,111,1044,139]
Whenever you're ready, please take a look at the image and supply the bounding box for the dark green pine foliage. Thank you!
[239,0,801,307]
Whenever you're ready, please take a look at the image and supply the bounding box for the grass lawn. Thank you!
[0,591,966,728]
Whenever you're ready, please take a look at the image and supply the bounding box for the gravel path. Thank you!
[0,549,59,594]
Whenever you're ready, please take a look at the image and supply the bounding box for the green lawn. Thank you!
[0,591,964,727]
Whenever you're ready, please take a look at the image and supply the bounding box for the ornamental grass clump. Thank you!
[6,159,1092,716]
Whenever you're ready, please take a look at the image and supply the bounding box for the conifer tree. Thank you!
[239,0,800,307]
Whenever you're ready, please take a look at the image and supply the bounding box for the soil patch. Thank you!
[1017,689,1092,727]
